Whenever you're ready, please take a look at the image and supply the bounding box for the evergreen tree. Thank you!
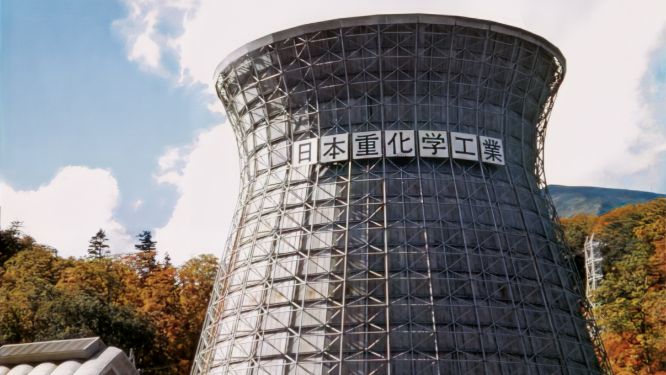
[1,221,24,266]
[135,231,157,252]
[134,231,157,279]
[163,252,172,268]
[0,224,219,373]
[87,229,110,259]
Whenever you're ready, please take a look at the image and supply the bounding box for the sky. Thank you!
[1,0,665,264]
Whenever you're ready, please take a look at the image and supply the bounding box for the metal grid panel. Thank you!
[192,16,607,375]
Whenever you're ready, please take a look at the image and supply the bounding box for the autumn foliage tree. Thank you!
[1,197,664,373]
[177,254,219,368]
[562,198,666,374]
[0,226,219,374]
[560,214,597,254]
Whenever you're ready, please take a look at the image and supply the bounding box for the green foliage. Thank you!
[33,292,155,355]
[2,197,663,373]
[586,198,666,374]
[560,214,598,283]
[0,230,219,374]
[135,230,157,252]
[87,229,110,259]
[594,203,649,272]
[560,214,597,254]
[0,246,68,343]
[0,221,34,267]
[133,230,158,279]
[559,198,666,373]
[594,242,652,330]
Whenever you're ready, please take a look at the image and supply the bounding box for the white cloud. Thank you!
[174,0,535,87]
[132,199,144,210]
[116,0,666,192]
[127,10,161,69]
[166,0,605,88]
[112,0,666,261]
[0,166,133,257]
[155,146,186,185]
[113,0,199,75]
[545,0,666,190]
[153,123,239,265]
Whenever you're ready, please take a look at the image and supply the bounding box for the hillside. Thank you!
[559,198,666,374]
[548,185,665,218]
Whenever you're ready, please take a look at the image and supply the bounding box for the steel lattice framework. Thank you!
[584,235,603,299]
[192,14,608,375]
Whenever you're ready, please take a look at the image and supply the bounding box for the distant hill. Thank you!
[548,185,665,218]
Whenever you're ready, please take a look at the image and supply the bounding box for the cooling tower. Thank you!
[192,14,605,374]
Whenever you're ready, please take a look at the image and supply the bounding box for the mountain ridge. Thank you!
[548,184,665,218]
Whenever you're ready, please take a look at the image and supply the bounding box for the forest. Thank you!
[0,197,664,374]
[0,227,217,374]
[561,198,666,374]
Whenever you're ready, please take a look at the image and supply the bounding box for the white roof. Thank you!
[0,338,137,375]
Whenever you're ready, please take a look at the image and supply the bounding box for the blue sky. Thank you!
[1,0,665,263]
[1,1,219,237]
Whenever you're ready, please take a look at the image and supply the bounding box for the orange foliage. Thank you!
[591,198,666,374]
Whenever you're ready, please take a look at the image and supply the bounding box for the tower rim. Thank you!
[213,13,566,79]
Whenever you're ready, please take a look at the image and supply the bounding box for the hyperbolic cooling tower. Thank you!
[192,14,605,374]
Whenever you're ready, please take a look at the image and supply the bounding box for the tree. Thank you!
[57,258,141,307]
[0,238,156,368]
[593,203,647,272]
[33,292,155,358]
[593,242,666,374]
[139,264,183,374]
[560,214,598,282]
[87,229,110,259]
[0,221,34,267]
[163,252,172,268]
[0,245,67,344]
[133,231,157,279]
[0,226,224,374]
[591,198,666,374]
[177,254,219,372]
[135,231,157,252]
[560,214,597,252]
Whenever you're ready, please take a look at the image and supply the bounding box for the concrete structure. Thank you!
[0,338,138,375]
[192,14,607,374]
